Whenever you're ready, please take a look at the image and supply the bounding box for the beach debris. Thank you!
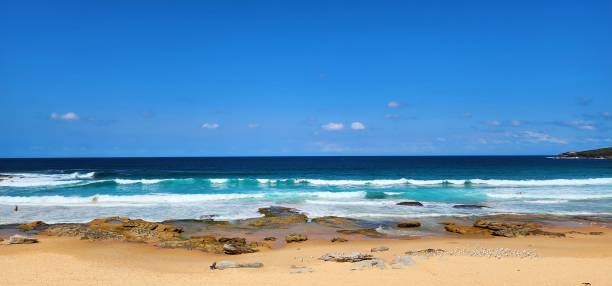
[210,261,263,270]
[581,282,592,286]
[405,248,445,257]
[452,204,489,209]
[263,236,277,241]
[311,216,359,228]
[285,233,308,243]
[320,252,374,263]
[396,201,423,207]
[18,221,48,231]
[331,237,348,243]
[337,228,385,238]
[290,265,314,274]
[3,234,39,244]
[391,256,415,269]
[371,246,389,252]
[351,258,385,270]
[397,221,421,228]
[247,206,308,227]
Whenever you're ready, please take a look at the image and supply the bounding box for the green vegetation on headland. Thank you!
[558,147,612,159]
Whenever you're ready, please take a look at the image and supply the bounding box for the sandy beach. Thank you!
[1,223,610,286]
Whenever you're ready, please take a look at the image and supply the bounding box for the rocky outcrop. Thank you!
[396,201,423,206]
[320,252,373,262]
[397,221,421,228]
[18,221,48,231]
[3,234,39,244]
[405,248,445,256]
[473,220,564,237]
[337,228,385,238]
[285,233,307,243]
[559,147,612,159]
[159,236,259,254]
[311,216,358,228]
[443,223,492,235]
[210,261,263,270]
[42,217,183,242]
[247,207,308,227]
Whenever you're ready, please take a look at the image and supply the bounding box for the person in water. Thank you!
[14,205,18,212]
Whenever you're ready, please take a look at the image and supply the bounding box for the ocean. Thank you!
[1,156,611,224]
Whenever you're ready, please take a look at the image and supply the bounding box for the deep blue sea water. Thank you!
[1,156,611,223]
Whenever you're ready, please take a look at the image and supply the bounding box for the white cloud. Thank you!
[518,131,567,144]
[569,120,596,130]
[50,112,80,121]
[350,122,365,130]
[247,123,259,128]
[201,123,220,129]
[387,101,400,108]
[322,122,344,131]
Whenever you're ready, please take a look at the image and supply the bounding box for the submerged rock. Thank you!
[452,204,489,209]
[320,252,374,263]
[311,216,358,228]
[336,228,385,238]
[18,221,48,231]
[397,221,421,228]
[396,201,423,207]
[285,233,308,243]
[210,261,263,270]
[370,246,389,252]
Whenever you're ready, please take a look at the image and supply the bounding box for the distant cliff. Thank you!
[558,147,612,159]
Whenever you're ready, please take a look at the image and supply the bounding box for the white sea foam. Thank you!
[114,179,171,185]
[470,178,612,186]
[486,192,612,200]
[0,193,266,206]
[209,178,229,184]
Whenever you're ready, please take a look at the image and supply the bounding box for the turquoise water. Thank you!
[1,156,611,223]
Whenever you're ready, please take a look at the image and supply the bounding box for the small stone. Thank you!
[290,265,314,274]
[371,246,389,252]
[331,237,348,243]
[351,258,385,270]
[210,261,264,270]
[263,237,277,241]
[589,232,603,235]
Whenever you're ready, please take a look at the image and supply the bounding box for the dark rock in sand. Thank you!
[219,237,258,255]
[371,246,389,252]
[590,231,604,235]
[311,216,358,228]
[160,236,259,254]
[18,221,48,231]
[248,207,308,227]
[452,204,489,209]
[320,252,374,262]
[396,201,423,207]
[263,236,277,241]
[397,221,421,228]
[331,237,348,243]
[336,228,385,238]
[210,261,263,270]
[285,233,308,243]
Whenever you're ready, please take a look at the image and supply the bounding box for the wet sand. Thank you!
[1,225,611,286]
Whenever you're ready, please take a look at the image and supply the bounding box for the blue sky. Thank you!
[1,0,611,157]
